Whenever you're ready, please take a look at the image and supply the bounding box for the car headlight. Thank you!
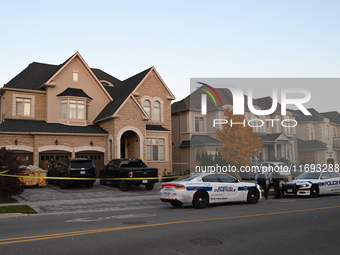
[299,184,309,188]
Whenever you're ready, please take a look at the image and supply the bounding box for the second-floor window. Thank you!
[16,98,31,116]
[251,115,261,132]
[195,116,205,132]
[143,98,162,122]
[60,99,86,120]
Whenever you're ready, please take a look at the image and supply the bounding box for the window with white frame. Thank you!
[195,116,205,132]
[16,98,31,116]
[60,99,86,120]
[146,138,165,161]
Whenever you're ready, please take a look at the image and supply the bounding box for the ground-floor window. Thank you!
[146,138,165,161]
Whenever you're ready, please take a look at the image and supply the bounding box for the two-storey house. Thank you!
[295,109,340,165]
[172,87,298,174]
[0,52,175,176]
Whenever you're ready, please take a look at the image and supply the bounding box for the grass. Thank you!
[0,205,37,214]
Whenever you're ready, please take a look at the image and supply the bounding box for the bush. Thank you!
[0,147,25,199]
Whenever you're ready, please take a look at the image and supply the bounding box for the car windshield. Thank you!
[173,173,201,182]
[121,160,147,167]
[70,161,94,168]
[296,172,321,180]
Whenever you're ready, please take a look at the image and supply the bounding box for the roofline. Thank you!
[44,52,113,101]
[112,95,150,120]
[131,67,176,101]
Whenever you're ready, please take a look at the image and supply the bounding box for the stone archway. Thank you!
[120,130,140,159]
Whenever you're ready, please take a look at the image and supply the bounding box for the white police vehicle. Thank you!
[160,173,261,208]
[282,171,340,198]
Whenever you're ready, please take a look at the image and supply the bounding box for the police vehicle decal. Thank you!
[186,186,213,191]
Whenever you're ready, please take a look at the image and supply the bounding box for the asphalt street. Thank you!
[1,190,340,255]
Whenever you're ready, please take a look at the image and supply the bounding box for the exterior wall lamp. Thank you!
[55,140,59,145]
[90,141,94,146]
[14,139,18,145]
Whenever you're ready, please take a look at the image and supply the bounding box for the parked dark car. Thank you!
[47,158,96,189]
[99,158,159,191]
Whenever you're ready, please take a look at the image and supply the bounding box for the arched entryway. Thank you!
[120,130,140,159]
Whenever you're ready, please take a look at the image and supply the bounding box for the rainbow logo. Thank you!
[197,82,222,107]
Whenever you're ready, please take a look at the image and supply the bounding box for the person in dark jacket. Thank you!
[255,169,269,200]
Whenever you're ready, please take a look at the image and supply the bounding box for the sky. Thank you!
[1,0,340,113]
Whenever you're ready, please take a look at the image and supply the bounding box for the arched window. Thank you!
[143,100,151,117]
[153,101,161,121]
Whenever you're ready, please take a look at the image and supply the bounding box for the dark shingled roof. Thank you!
[297,138,328,151]
[4,62,62,90]
[293,108,325,123]
[146,125,170,131]
[2,55,154,122]
[57,88,92,100]
[180,135,222,148]
[94,67,152,122]
[321,111,340,124]
[0,119,108,134]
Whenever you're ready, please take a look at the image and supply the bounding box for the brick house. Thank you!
[171,88,298,174]
[295,108,340,165]
[0,52,175,176]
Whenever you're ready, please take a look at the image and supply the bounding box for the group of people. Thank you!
[255,168,282,199]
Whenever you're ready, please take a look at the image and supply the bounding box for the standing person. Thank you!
[255,167,268,200]
[267,167,281,199]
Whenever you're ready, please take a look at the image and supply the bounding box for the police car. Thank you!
[160,173,261,208]
[282,171,340,198]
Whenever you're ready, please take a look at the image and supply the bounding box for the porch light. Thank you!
[90,141,94,146]
[14,139,18,145]
[55,140,59,145]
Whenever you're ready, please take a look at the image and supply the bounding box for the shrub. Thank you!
[0,147,25,199]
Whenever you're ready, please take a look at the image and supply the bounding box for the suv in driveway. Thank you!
[47,158,96,189]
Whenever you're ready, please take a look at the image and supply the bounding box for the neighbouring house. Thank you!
[294,109,340,165]
[171,87,298,174]
[0,52,175,176]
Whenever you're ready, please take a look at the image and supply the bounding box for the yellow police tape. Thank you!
[0,170,181,181]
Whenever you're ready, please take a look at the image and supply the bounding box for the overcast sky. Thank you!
[1,0,339,113]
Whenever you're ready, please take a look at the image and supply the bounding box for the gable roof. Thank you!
[1,53,170,123]
[258,132,290,143]
[94,67,153,122]
[180,135,222,148]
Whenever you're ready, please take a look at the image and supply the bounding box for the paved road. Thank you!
[0,181,162,215]
[1,193,340,255]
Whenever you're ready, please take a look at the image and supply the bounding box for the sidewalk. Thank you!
[0,182,162,216]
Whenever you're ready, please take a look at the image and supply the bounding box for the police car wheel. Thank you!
[193,191,209,209]
[247,188,259,204]
[170,201,183,208]
[310,185,319,198]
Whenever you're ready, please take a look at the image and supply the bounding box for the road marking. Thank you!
[1,205,340,245]
[65,213,157,222]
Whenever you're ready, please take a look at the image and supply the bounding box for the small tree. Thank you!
[216,108,263,167]
[0,147,25,199]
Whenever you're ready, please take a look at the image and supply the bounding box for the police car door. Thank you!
[329,172,340,193]
[216,174,240,201]
[202,174,223,203]
[320,172,332,193]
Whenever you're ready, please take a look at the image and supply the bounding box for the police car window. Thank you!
[329,172,340,178]
[320,172,331,179]
[217,174,237,183]
[202,175,220,182]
